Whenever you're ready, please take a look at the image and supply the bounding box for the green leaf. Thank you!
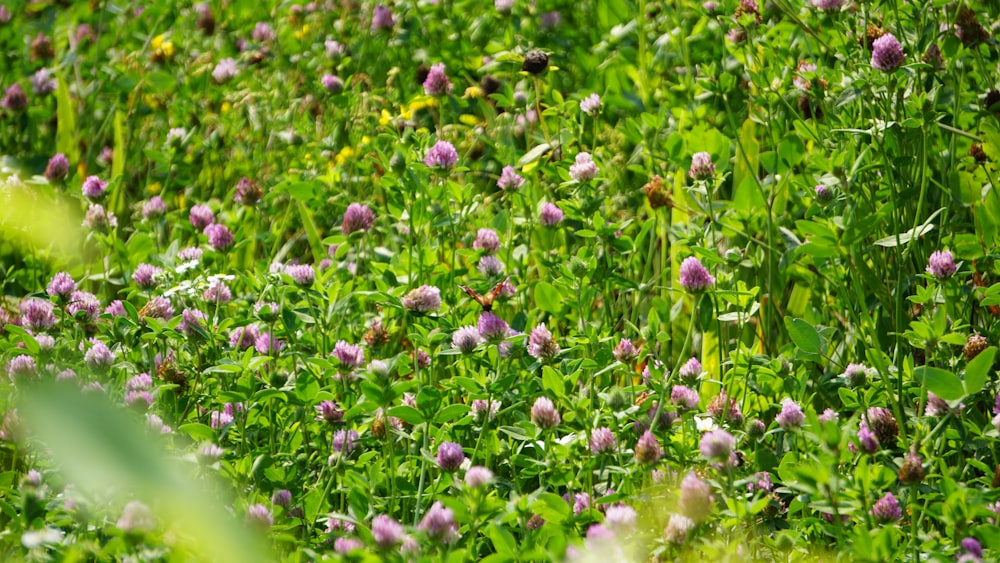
[487,523,517,555]
[433,403,471,423]
[517,143,551,167]
[784,317,822,355]
[56,74,78,163]
[178,423,215,442]
[963,346,996,396]
[297,200,324,264]
[541,366,565,398]
[915,366,964,401]
[21,384,272,563]
[387,405,425,425]
[534,281,562,314]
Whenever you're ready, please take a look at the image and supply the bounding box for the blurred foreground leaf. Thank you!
[21,383,273,563]
[0,170,84,260]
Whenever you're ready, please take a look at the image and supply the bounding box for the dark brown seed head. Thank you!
[522,50,549,75]
[964,332,988,361]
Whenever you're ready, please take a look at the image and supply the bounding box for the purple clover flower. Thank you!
[142,196,166,219]
[590,427,617,454]
[132,263,161,289]
[871,492,902,524]
[342,203,375,235]
[423,63,452,96]
[473,228,500,254]
[539,202,564,226]
[436,441,465,471]
[418,501,459,543]
[20,298,55,331]
[47,272,77,300]
[322,74,344,93]
[579,93,601,115]
[81,175,108,200]
[926,250,957,279]
[45,153,69,181]
[477,312,509,342]
[871,34,905,72]
[569,152,599,182]
[497,166,525,190]
[370,5,395,31]
[425,140,459,169]
[205,224,234,251]
[670,385,700,412]
[189,205,214,229]
[679,256,715,292]
[527,323,559,361]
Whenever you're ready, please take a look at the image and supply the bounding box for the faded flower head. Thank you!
[679,472,713,523]
[497,166,526,190]
[579,93,601,115]
[473,228,500,254]
[863,407,898,447]
[539,202,564,226]
[465,466,494,488]
[898,450,925,484]
[530,397,561,429]
[452,326,482,353]
[418,501,459,543]
[775,398,805,430]
[370,5,395,31]
[590,427,617,454]
[569,152,599,182]
[401,285,441,313]
[699,428,735,462]
[527,323,560,361]
[689,152,715,181]
[635,430,664,465]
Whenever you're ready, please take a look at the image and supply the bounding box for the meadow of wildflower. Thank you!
[1,0,1000,561]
